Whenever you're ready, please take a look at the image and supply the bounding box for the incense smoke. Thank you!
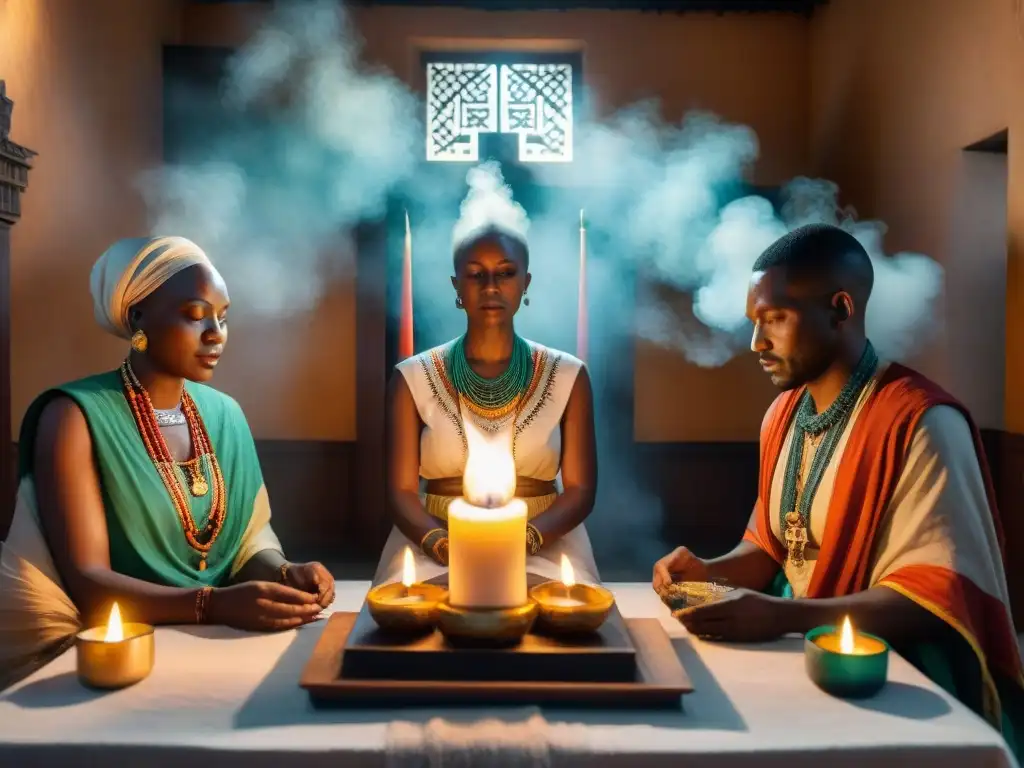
[140,0,944,571]
[530,109,943,366]
[138,0,420,316]
[142,0,943,361]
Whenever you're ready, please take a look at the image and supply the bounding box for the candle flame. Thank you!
[840,615,855,654]
[402,546,416,588]
[462,421,515,508]
[560,554,576,588]
[104,602,124,643]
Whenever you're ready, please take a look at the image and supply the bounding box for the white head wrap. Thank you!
[451,162,530,251]
[89,236,213,339]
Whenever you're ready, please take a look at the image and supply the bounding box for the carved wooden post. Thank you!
[0,81,37,536]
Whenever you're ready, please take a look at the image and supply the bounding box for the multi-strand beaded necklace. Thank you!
[444,334,535,426]
[779,341,878,570]
[120,360,227,572]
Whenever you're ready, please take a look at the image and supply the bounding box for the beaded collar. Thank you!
[778,341,879,569]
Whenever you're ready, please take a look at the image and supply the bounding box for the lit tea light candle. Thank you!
[448,425,528,609]
[805,616,889,698]
[529,555,615,635]
[545,555,585,608]
[366,548,447,632]
[388,548,427,605]
[76,602,154,689]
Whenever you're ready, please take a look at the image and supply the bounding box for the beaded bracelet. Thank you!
[420,528,449,565]
[526,523,543,556]
[195,586,213,624]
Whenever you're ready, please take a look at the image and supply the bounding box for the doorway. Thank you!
[952,129,1008,430]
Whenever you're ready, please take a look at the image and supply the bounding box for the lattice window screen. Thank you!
[426,61,573,163]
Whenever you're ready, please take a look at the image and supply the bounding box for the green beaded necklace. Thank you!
[778,341,879,539]
[445,334,535,415]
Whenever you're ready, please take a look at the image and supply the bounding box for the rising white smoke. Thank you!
[138,0,420,316]
[531,110,943,365]
[451,162,530,249]
[139,0,945,569]
[142,0,943,362]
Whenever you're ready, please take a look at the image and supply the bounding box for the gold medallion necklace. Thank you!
[120,361,227,571]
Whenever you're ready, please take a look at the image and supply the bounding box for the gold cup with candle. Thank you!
[530,554,614,635]
[76,602,154,689]
[805,615,889,698]
[437,424,537,645]
[366,547,448,633]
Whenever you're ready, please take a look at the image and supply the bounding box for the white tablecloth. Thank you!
[0,581,1016,767]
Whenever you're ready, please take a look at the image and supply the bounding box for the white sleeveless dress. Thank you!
[372,339,600,586]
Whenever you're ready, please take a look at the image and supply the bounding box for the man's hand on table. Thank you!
[652,546,710,591]
[673,588,788,642]
[286,561,336,608]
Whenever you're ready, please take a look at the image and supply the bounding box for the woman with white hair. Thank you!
[375,165,600,587]
[0,236,334,688]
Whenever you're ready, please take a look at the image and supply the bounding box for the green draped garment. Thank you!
[18,370,263,588]
[765,571,1024,759]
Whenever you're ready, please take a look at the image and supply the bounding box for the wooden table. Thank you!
[0,581,1015,767]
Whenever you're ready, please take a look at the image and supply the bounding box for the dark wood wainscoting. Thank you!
[634,441,759,560]
[243,431,1024,608]
[254,440,356,560]
[981,429,1024,624]
[6,432,1024,612]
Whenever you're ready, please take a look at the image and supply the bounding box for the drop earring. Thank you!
[523,293,530,307]
[455,295,464,309]
[130,330,148,353]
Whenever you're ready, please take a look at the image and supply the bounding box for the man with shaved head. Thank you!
[654,223,1022,748]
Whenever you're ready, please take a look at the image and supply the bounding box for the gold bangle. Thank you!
[526,523,543,556]
[420,528,445,554]
[279,562,290,586]
[420,528,448,565]
[195,586,213,624]
[434,537,449,566]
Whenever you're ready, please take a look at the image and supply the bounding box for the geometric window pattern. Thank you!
[426,62,573,163]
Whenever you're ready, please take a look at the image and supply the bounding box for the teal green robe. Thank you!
[18,371,265,587]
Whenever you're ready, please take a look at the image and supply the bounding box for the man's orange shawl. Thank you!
[743,363,1022,724]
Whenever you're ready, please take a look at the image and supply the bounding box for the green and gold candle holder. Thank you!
[805,623,889,698]
[529,580,614,635]
[366,582,448,634]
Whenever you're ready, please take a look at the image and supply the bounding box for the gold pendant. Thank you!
[198,555,207,572]
[784,511,808,569]
[191,475,209,497]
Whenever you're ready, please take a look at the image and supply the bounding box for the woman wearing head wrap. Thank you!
[0,236,334,689]
[375,165,600,587]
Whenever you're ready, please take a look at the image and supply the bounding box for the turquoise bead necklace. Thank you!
[445,334,535,418]
[779,341,879,568]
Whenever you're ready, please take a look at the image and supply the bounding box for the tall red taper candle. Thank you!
[399,210,414,360]
[576,209,588,362]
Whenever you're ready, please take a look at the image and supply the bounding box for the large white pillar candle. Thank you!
[448,497,527,608]
[447,421,528,609]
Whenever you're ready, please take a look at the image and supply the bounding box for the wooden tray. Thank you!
[300,612,693,708]
[341,599,637,683]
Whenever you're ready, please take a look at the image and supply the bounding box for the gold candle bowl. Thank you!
[436,598,538,645]
[366,582,448,633]
[529,581,615,635]
[76,623,154,689]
